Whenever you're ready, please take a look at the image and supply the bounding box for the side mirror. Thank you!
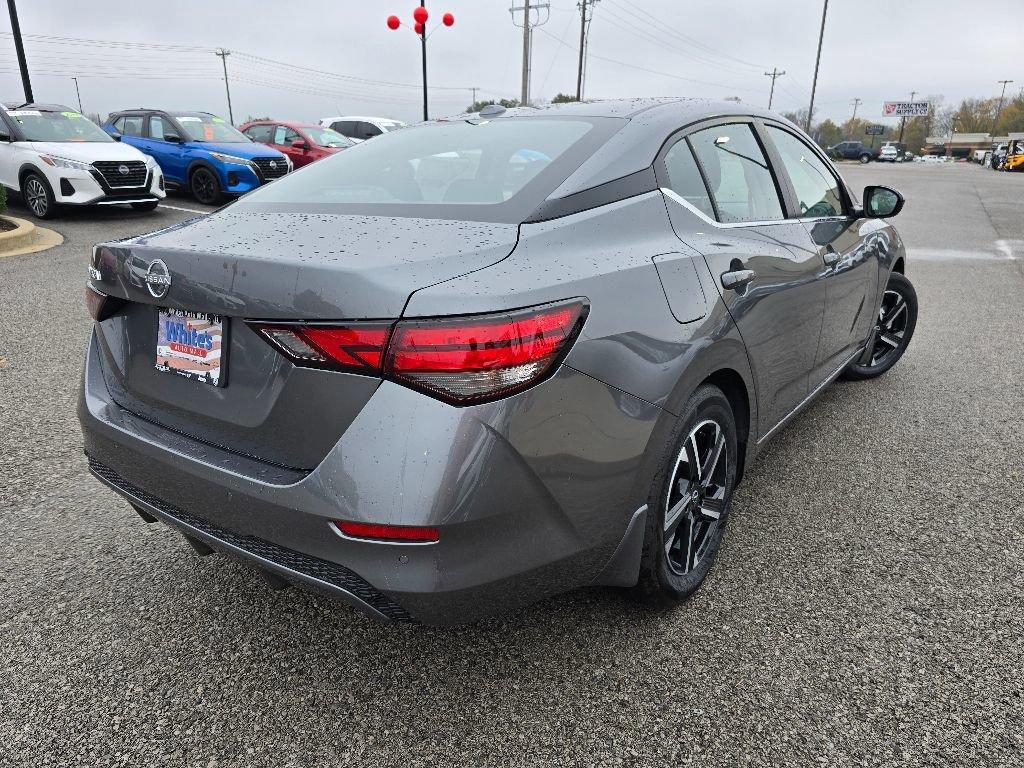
[110,132,122,142]
[863,185,904,218]
[163,133,182,144]
[291,139,308,150]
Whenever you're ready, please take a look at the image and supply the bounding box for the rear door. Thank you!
[658,119,827,437]
[761,123,874,383]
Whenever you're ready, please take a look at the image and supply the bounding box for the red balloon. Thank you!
[442,12,455,26]
[386,15,401,30]
[413,6,429,24]
[414,21,425,34]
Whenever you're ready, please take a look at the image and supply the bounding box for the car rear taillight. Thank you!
[249,300,587,405]
[253,323,391,374]
[386,302,587,404]
[85,285,124,322]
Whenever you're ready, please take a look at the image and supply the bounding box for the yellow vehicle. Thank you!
[1003,136,1024,171]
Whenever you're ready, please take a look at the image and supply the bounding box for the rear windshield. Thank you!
[8,110,112,142]
[235,116,623,222]
[174,114,249,143]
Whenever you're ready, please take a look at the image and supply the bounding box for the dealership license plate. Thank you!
[155,308,226,387]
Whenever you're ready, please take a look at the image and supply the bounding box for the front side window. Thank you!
[663,140,714,219]
[766,126,844,218]
[688,123,784,223]
[331,121,356,137]
[359,122,383,139]
[149,115,169,141]
[175,114,249,143]
[7,109,113,142]
[273,126,301,145]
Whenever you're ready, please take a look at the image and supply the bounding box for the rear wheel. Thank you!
[21,172,57,219]
[190,167,222,205]
[842,272,918,380]
[637,384,738,602]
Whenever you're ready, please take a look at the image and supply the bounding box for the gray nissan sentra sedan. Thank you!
[79,98,917,625]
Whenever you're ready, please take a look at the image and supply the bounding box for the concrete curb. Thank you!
[0,215,64,258]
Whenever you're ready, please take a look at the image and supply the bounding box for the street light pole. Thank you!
[215,49,234,124]
[71,77,82,112]
[6,0,33,103]
[420,0,429,121]
[806,0,828,132]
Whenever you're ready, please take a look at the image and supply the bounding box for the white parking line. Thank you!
[158,203,210,215]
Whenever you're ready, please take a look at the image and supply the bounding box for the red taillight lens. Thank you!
[252,323,391,374]
[85,285,124,321]
[248,300,587,405]
[385,301,586,403]
[335,521,439,543]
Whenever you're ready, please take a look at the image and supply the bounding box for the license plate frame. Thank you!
[155,308,227,387]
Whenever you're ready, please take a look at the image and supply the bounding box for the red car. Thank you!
[239,120,353,168]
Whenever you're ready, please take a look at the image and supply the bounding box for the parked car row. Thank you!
[0,103,407,217]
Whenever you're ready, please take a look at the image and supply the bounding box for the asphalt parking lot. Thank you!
[2,163,1022,767]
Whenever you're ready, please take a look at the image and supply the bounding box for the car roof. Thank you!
[3,102,76,113]
[323,115,403,123]
[245,119,322,130]
[440,97,803,199]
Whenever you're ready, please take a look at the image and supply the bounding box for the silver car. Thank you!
[79,99,917,625]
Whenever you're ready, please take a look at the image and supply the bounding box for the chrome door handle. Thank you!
[721,269,757,291]
[822,245,840,266]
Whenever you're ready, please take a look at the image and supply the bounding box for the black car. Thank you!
[828,140,876,164]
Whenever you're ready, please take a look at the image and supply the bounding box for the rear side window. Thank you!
[766,126,844,218]
[120,115,144,137]
[688,124,784,223]
[245,124,274,143]
[663,140,714,219]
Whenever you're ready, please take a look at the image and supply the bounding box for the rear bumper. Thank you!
[78,329,663,625]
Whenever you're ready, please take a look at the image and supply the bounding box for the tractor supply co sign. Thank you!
[883,101,930,117]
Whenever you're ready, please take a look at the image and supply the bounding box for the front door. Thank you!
[760,124,875,383]
[658,119,826,436]
[271,125,308,167]
[144,115,188,185]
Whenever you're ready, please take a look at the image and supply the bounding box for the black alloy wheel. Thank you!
[638,384,737,602]
[842,272,918,380]
[190,167,222,205]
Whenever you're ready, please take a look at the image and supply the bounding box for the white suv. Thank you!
[0,103,165,219]
[318,116,407,143]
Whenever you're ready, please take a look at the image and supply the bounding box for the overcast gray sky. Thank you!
[2,1,1019,127]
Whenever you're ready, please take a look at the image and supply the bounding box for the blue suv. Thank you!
[104,110,291,205]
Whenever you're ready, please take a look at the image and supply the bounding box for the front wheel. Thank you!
[189,167,222,205]
[21,172,58,219]
[637,384,738,602]
[859,153,871,164]
[842,272,918,380]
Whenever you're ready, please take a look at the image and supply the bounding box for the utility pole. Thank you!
[763,68,785,110]
[7,0,33,103]
[419,0,428,121]
[511,0,549,106]
[806,0,828,132]
[849,97,862,123]
[470,87,479,107]
[992,79,1014,136]
[576,0,587,101]
[215,49,234,124]
[897,90,916,143]
[71,77,83,112]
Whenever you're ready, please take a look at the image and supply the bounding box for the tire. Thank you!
[21,172,58,219]
[842,272,918,381]
[637,384,738,602]
[189,166,222,205]
[131,201,159,212]
[859,153,871,164]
